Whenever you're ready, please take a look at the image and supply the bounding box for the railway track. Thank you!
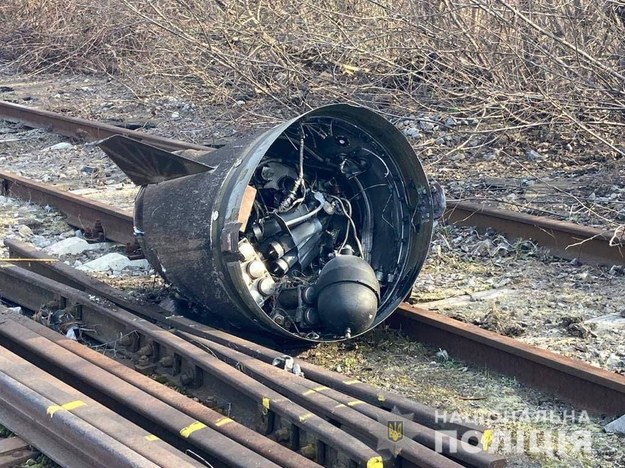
[1,109,624,412]
[1,101,625,466]
[1,100,623,266]
[0,260,505,468]
[6,235,625,418]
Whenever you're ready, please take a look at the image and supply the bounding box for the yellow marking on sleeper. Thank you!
[215,417,233,427]
[180,421,207,438]
[303,385,329,396]
[347,400,364,407]
[46,400,86,418]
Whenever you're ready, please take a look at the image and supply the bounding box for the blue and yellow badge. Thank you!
[387,421,404,442]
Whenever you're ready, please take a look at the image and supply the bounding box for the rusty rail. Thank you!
[3,168,625,268]
[0,135,623,416]
[445,200,625,266]
[181,331,502,468]
[0,262,507,466]
[1,102,624,458]
[0,315,284,468]
[0,265,389,467]
[389,304,625,415]
[0,100,210,152]
[7,318,319,468]
[4,238,491,442]
[0,170,135,245]
[0,333,199,468]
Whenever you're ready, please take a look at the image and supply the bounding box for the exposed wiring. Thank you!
[352,177,373,262]
[361,147,390,177]
[278,124,306,212]
[285,200,324,228]
[329,194,364,256]
[381,192,395,230]
[348,183,387,201]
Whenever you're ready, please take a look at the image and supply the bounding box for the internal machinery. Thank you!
[99,104,436,342]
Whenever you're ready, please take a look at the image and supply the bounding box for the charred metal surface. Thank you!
[9,238,625,418]
[1,100,622,271]
[0,261,504,466]
[4,239,493,452]
[101,104,435,342]
[6,238,492,447]
[390,304,625,416]
[9,236,625,422]
[2,167,622,270]
[98,135,214,185]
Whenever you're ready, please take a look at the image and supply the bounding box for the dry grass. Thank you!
[0,0,624,152]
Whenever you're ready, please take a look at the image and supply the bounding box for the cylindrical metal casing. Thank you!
[134,104,434,342]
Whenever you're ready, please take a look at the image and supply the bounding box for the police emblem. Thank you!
[387,421,404,442]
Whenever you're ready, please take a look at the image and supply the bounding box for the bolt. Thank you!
[119,334,134,346]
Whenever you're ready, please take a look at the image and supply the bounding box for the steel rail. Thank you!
[181,332,504,468]
[0,170,135,245]
[0,349,161,468]
[1,103,624,418]
[0,266,498,467]
[182,332,464,468]
[2,169,624,267]
[8,238,625,417]
[6,317,320,468]
[0,392,98,468]
[444,200,625,266]
[0,264,384,467]
[0,100,211,152]
[0,317,280,468]
[0,340,200,468]
[390,304,625,416]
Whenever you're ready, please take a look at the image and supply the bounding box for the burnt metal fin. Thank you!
[98,135,214,185]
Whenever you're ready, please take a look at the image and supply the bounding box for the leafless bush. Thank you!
[1,0,624,152]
